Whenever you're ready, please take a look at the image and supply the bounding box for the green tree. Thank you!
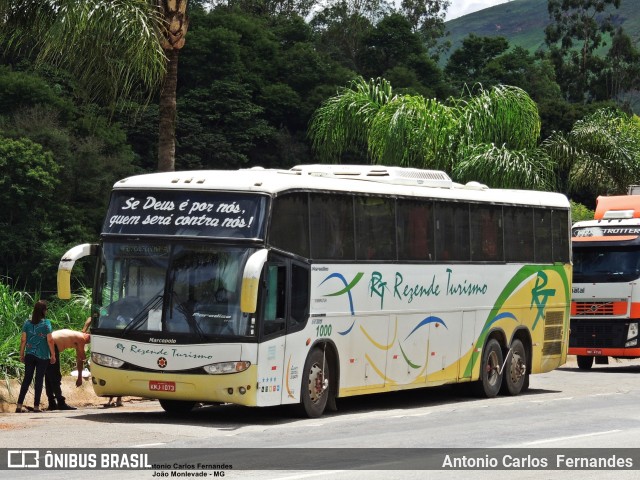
[0,136,60,285]
[357,12,445,97]
[481,49,572,138]
[0,67,139,291]
[545,0,622,102]
[223,0,317,17]
[602,28,640,108]
[310,1,375,71]
[444,34,510,93]
[398,0,450,56]
[543,108,640,197]
[571,200,595,222]
[177,80,275,169]
[359,13,424,76]
[308,77,553,189]
[0,0,189,172]
[166,6,353,170]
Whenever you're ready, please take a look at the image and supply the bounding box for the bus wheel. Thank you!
[159,400,196,415]
[500,339,526,396]
[472,338,503,398]
[300,348,330,418]
[577,355,594,370]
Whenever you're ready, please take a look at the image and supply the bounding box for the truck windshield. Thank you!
[573,247,640,283]
[93,242,255,339]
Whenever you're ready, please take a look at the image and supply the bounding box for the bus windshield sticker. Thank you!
[103,191,266,239]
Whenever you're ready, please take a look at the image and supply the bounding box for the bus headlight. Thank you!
[203,361,251,374]
[627,322,639,340]
[92,352,125,368]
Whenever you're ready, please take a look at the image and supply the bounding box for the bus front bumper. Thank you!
[90,363,259,406]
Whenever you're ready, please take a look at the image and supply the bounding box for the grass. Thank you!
[0,278,91,381]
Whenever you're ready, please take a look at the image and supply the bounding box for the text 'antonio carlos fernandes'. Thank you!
[442,454,634,469]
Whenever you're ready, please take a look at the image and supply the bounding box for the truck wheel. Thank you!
[577,355,594,370]
[159,400,196,415]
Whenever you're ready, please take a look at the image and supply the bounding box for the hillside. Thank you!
[443,0,640,58]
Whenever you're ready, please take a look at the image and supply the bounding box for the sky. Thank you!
[446,0,512,21]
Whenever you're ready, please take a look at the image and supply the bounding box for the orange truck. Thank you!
[570,192,640,368]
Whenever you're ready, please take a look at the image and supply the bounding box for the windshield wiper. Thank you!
[122,290,164,334]
[170,290,207,341]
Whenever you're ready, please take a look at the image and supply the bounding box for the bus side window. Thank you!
[435,202,470,261]
[505,207,534,262]
[397,199,434,261]
[355,196,396,260]
[552,209,570,263]
[470,205,503,261]
[310,194,355,260]
[263,264,286,336]
[534,208,553,262]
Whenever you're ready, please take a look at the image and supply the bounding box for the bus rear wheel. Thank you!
[500,339,526,396]
[159,399,196,415]
[472,338,503,398]
[299,347,330,418]
[577,355,594,370]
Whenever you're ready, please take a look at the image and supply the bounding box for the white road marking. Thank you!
[390,412,432,418]
[525,430,621,445]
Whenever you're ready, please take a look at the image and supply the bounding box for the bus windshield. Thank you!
[573,247,640,283]
[94,242,255,339]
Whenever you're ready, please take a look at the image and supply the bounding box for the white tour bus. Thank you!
[58,165,571,417]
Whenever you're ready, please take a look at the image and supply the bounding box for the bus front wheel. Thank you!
[577,355,594,370]
[299,347,330,418]
[473,338,503,398]
[160,399,196,415]
[500,339,527,396]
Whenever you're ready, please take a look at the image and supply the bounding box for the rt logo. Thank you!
[7,450,40,468]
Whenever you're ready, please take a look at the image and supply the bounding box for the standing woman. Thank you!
[15,300,56,413]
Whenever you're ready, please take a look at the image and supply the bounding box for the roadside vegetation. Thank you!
[0,280,90,379]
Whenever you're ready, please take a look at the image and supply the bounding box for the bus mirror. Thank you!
[240,249,269,314]
[57,243,98,300]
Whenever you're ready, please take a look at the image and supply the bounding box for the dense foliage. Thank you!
[0,0,638,297]
[0,281,90,380]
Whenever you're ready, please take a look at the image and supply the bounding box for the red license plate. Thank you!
[587,349,603,355]
[149,380,176,392]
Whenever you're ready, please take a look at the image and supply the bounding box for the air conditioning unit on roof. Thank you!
[290,164,452,189]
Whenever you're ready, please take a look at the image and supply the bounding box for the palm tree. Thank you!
[309,77,555,190]
[308,77,396,163]
[543,108,640,196]
[0,0,190,172]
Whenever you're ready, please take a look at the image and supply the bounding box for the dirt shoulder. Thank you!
[0,375,141,413]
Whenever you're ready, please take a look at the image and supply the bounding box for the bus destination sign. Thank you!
[103,190,266,239]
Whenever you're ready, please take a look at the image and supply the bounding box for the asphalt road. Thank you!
[2,356,640,480]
